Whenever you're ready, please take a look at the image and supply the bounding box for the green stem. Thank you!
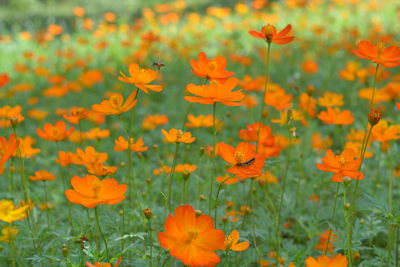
[369,64,379,109]
[43,181,51,228]
[209,103,217,214]
[275,126,292,263]
[167,143,180,210]
[147,217,153,267]
[344,184,352,267]
[324,183,340,255]
[94,207,109,260]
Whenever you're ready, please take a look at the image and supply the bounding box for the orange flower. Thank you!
[302,60,318,74]
[315,149,364,182]
[314,230,338,253]
[185,77,244,106]
[142,114,169,130]
[0,73,9,88]
[190,52,234,82]
[56,151,74,167]
[396,102,400,110]
[217,142,265,179]
[317,108,354,125]
[248,24,294,45]
[264,87,292,111]
[15,136,41,158]
[114,136,148,152]
[161,129,195,143]
[299,93,317,117]
[158,205,225,267]
[0,134,17,174]
[224,230,250,251]
[318,92,344,108]
[353,40,400,68]
[63,107,89,124]
[0,105,25,128]
[85,257,121,267]
[118,63,163,93]
[29,170,57,181]
[92,90,138,115]
[305,254,347,267]
[175,164,197,173]
[371,119,399,144]
[36,120,74,142]
[65,175,127,208]
[85,128,110,140]
[185,114,214,128]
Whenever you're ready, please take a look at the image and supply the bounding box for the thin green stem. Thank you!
[94,207,109,260]
[275,126,292,263]
[209,102,217,214]
[147,217,153,267]
[324,183,340,255]
[344,184,352,267]
[369,64,380,109]
[43,181,51,228]
[167,143,180,210]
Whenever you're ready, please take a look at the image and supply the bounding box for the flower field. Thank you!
[0,0,399,266]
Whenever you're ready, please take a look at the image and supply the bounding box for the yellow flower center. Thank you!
[262,24,276,41]
[376,42,385,57]
[176,130,183,141]
[185,229,199,244]
[234,151,244,164]
[208,61,217,71]
[110,94,121,108]
[338,156,347,167]
[92,180,102,198]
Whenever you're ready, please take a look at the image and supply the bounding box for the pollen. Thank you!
[234,151,244,164]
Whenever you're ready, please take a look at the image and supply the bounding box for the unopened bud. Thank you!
[199,194,206,201]
[195,209,202,217]
[9,117,19,128]
[182,171,190,181]
[262,110,269,118]
[153,144,158,151]
[143,208,152,219]
[344,202,351,210]
[62,244,68,257]
[146,178,152,185]
[368,109,382,126]
[343,176,352,185]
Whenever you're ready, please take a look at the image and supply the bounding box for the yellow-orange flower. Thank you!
[92,90,138,115]
[114,136,148,152]
[161,129,195,143]
[65,175,127,208]
[29,170,57,181]
[305,254,347,267]
[158,205,225,267]
[118,63,163,93]
[185,77,244,106]
[36,120,74,142]
[0,200,28,223]
[190,52,234,82]
[224,230,250,251]
[317,108,354,125]
[0,226,19,243]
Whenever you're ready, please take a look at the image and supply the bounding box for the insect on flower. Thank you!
[235,157,255,167]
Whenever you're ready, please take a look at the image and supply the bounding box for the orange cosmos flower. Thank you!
[0,73,9,88]
[29,170,57,181]
[56,151,74,167]
[175,164,197,173]
[118,63,163,93]
[15,136,41,158]
[185,114,214,128]
[92,90,138,115]
[63,107,89,124]
[85,257,121,267]
[317,108,354,125]
[264,87,292,111]
[161,128,195,143]
[185,77,244,106]
[218,142,265,179]
[190,52,234,82]
[142,114,169,130]
[248,24,294,45]
[36,120,74,142]
[114,136,148,152]
[396,102,400,110]
[305,254,347,267]
[353,41,400,68]
[71,146,107,166]
[0,134,17,174]
[65,175,127,208]
[158,205,225,267]
[318,92,344,108]
[0,105,25,128]
[314,230,338,253]
[224,230,250,251]
[299,93,317,117]
[316,149,364,182]
[302,60,318,74]
[371,119,399,143]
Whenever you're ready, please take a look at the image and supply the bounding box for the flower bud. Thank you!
[143,208,152,219]
[62,244,68,257]
[344,202,351,210]
[368,109,382,126]
[343,176,352,185]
